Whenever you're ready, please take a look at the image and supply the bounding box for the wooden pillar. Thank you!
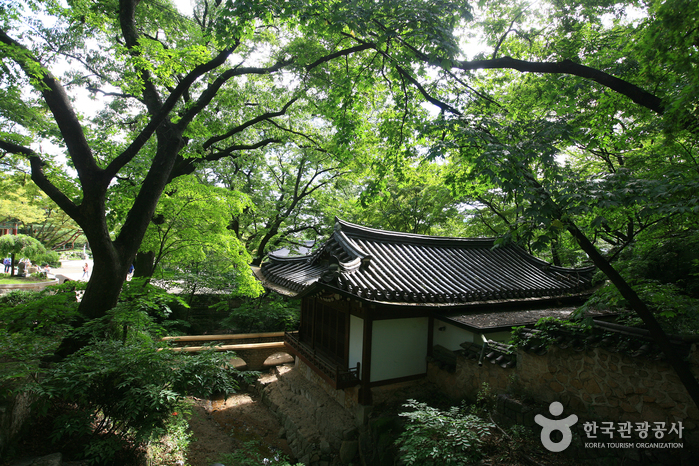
[427,315,434,358]
[359,315,373,405]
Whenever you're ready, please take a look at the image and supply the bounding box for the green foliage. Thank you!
[509,317,593,350]
[0,282,84,397]
[146,400,192,466]
[0,282,80,334]
[0,233,46,262]
[169,349,257,399]
[138,176,262,298]
[219,439,302,466]
[580,233,699,333]
[357,163,461,236]
[396,399,494,466]
[33,249,60,268]
[218,294,300,333]
[0,277,252,464]
[34,340,249,464]
[472,382,496,414]
[35,340,182,463]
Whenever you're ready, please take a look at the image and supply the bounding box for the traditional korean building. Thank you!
[0,221,19,236]
[255,218,598,407]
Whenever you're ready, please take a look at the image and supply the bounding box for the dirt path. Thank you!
[186,392,294,466]
[185,375,295,466]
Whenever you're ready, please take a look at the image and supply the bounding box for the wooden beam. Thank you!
[161,331,284,342]
[163,341,286,352]
[359,316,373,405]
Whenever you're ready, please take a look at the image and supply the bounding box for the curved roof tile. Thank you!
[260,218,596,305]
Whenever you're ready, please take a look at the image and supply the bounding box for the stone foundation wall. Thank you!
[295,358,360,413]
[0,389,33,458]
[256,365,359,465]
[427,345,699,446]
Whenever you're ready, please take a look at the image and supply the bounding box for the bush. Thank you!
[35,339,250,464]
[220,440,302,466]
[396,399,494,466]
[33,249,61,268]
[3,280,249,464]
[218,294,300,333]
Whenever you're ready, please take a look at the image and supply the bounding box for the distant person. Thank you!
[82,262,89,279]
[3,258,10,273]
[127,264,134,280]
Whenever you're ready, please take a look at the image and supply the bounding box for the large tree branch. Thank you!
[119,0,164,115]
[106,44,240,179]
[168,138,281,181]
[453,57,664,114]
[0,140,82,221]
[376,24,663,115]
[203,98,298,150]
[175,58,294,132]
[265,119,328,153]
[304,43,374,71]
[0,28,103,188]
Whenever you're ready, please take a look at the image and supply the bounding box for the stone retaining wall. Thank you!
[0,389,33,458]
[428,344,699,448]
[256,364,359,465]
[0,279,58,295]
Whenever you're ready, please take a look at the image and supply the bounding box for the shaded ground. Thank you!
[183,356,296,466]
[185,391,294,466]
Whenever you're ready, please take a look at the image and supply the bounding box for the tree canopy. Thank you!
[1,0,698,403]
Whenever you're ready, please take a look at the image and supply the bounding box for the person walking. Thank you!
[3,258,10,273]
[82,262,89,280]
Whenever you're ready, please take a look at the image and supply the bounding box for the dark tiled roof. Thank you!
[514,321,693,361]
[446,307,580,331]
[441,306,614,332]
[260,218,596,305]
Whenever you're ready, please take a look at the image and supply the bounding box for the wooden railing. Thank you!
[284,331,360,389]
[162,332,284,347]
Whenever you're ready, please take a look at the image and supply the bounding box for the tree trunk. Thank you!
[522,172,699,408]
[73,131,185,319]
[80,258,130,320]
[566,224,699,408]
[134,251,155,278]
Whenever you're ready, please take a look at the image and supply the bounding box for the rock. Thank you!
[278,427,287,439]
[31,453,62,466]
[339,440,358,464]
[320,439,331,455]
[342,427,358,440]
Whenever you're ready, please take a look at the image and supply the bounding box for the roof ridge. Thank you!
[334,217,496,246]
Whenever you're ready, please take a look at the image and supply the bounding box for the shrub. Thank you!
[33,249,61,268]
[220,440,302,466]
[0,284,83,397]
[396,399,494,466]
[35,339,249,464]
[218,294,300,333]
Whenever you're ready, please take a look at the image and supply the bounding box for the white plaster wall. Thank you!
[349,315,363,375]
[433,320,476,350]
[371,317,428,382]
